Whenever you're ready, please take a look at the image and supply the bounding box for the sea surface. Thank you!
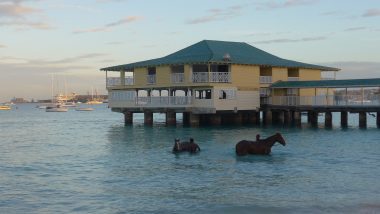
[0,104,379,214]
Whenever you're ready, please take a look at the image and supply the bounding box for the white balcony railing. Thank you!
[192,72,231,83]
[107,77,134,86]
[135,96,193,107]
[147,75,156,84]
[260,76,272,84]
[210,72,231,83]
[171,73,185,83]
[265,95,380,107]
[287,77,299,81]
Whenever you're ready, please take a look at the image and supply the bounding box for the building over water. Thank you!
[101,40,339,126]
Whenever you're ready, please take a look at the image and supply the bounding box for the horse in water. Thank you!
[173,138,201,153]
[235,133,286,156]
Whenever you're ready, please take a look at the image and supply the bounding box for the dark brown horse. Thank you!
[235,133,286,156]
[173,138,201,153]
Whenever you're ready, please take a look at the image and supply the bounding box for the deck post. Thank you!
[359,112,367,128]
[293,111,301,126]
[189,113,200,127]
[341,111,348,127]
[264,110,272,125]
[144,111,153,125]
[310,111,318,126]
[255,111,261,125]
[307,111,312,123]
[284,111,292,125]
[183,112,190,125]
[325,111,332,128]
[166,111,176,125]
[208,114,222,125]
[123,111,133,125]
[377,112,380,127]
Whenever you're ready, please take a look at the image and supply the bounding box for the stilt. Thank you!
[208,114,222,126]
[123,111,133,125]
[284,111,292,125]
[278,111,285,124]
[310,111,318,126]
[341,111,348,127]
[245,111,258,125]
[264,110,272,125]
[189,113,199,127]
[307,111,312,123]
[255,111,261,125]
[325,111,332,128]
[144,111,153,125]
[359,112,366,128]
[183,112,190,125]
[166,111,176,125]
[377,112,380,127]
[293,111,301,126]
[233,112,243,125]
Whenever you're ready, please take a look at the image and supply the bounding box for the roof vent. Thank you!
[223,53,231,61]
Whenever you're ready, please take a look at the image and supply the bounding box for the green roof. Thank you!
[101,40,339,71]
[270,78,380,88]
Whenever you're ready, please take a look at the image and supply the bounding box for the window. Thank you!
[195,89,212,99]
[260,88,270,97]
[219,89,236,99]
[287,88,298,95]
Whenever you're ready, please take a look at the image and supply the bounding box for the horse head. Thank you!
[173,138,181,152]
[275,133,286,146]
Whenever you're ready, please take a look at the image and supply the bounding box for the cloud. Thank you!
[0,0,53,30]
[344,27,367,32]
[73,16,142,33]
[254,36,326,44]
[256,0,318,10]
[185,5,243,24]
[362,9,380,17]
[0,1,40,17]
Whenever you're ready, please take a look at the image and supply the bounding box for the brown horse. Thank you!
[173,138,201,153]
[235,133,286,156]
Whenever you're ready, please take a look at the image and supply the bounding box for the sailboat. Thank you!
[86,88,103,104]
[46,74,68,112]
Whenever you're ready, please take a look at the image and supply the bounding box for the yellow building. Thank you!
[101,40,339,126]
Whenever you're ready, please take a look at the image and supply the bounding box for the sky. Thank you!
[0,0,380,102]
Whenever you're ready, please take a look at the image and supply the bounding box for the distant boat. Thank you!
[61,101,77,107]
[75,107,94,111]
[0,105,11,110]
[46,104,68,112]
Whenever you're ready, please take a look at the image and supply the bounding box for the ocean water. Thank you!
[1,104,380,214]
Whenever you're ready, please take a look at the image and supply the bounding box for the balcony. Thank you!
[171,73,185,83]
[265,95,380,107]
[147,75,156,84]
[107,77,134,87]
[260,76,272,84]
[192,72,231,83]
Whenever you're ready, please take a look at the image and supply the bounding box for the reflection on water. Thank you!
[0,104,380,213]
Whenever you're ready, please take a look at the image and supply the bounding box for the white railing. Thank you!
[192,72,209,83]
[171,73,185,83]
[135,96,193,107]
[321,77,335,80]
[147,75,156,84]
[260,76,272,84]
[210,72,231,83]
[266,95,380,106]
[192,72,231,83]
[107,77,134,86]
[287,77,299,81]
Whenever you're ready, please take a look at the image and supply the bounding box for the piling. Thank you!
[359,112,367,128]
[189,113,200,127]
[144,111,153,125]
[124,111,133,125]
[325,111,332,128]
[341,111,348,127]
[166,111,176,125]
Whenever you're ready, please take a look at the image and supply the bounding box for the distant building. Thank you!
[11,97,29,103]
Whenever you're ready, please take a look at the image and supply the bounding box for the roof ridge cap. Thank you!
[203,40,213,62]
